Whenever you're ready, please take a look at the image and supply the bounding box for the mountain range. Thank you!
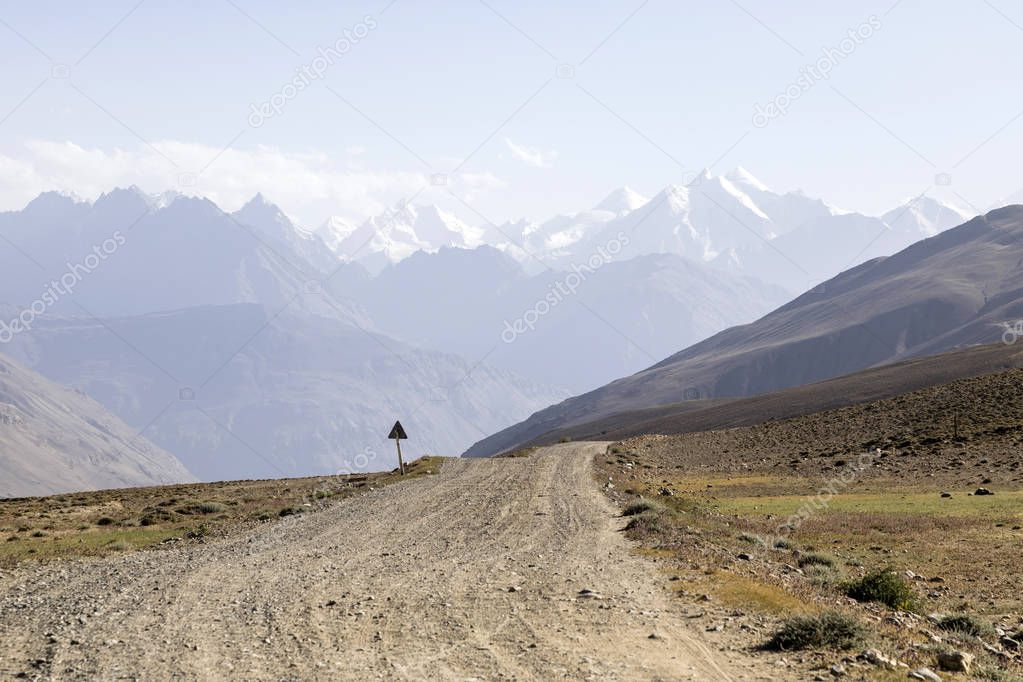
[0,169,991,492]
[465,205,1023,457]
[305,168,973,294]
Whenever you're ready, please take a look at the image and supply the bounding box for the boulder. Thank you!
[936,650,974,673]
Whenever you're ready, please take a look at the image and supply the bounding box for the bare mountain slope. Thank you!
[0,353,194,497]
[466,205,1023,457]
[495,342,1023,447]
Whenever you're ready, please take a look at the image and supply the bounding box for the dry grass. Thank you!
[598,409,1023,677]
[0,456,445,567]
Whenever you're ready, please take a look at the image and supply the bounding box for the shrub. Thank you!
[763,611,865,651]
[845,568,918,611]
[139,507,176,526]
[938,614,993,638]
[772,537,793,550]
[278,507,302,518]
[622,500,658,517]
[95,517,115,526]
[186,524,211,539]
[177,502,227,515]
[797,553,836,569]
[739,532,766,546]
[623,513,666,535]
[105,539,132,551]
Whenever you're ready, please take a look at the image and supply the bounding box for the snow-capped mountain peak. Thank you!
[593,186,649,214]
[330,203,483,273]
[882,194,976,237]
[725,166,771,193]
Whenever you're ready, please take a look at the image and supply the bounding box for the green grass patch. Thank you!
[715,489,1023,519]
[845,568,918,611]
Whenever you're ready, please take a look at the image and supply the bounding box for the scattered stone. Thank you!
[647,632,666,640]
[737,553,752,561]
[507,586,521,593]
[577,589,603,600]
[860,648,900,669]
[940,492,952,498]
[658,487,673,496]
[1000,635,1020,652]
[974,488,994,496]
[908,668,941,681]
[936,650,973,673]
[829,664,847,677]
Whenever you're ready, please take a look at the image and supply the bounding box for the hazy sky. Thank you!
[2,0,1022,227]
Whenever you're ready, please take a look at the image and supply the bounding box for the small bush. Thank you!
[798,553,836,569]
[772,537,793,550]
[622,500,658,517]
[186,524,211,539]
[105,539,131,552]
[763,611,865,651]
[278,507,302,518]
[623,513,666,534]
[197,502,226,514]
[845,568,918,611]
[139,507,176,526]
[95,517,115,526]
[739,532,765,546]
[30,530,46,538]
[938,614,993,638]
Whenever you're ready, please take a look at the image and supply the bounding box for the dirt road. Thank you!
[0,443,775,680]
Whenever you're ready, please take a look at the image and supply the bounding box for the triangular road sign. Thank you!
[388,420,408,440]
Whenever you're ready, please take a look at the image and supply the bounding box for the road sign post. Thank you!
[388,420,408,475]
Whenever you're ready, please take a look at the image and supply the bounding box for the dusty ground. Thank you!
[0,443,780,681]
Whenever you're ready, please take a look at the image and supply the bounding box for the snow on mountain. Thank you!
[317,215,358,253]
[882,195,974,238]
[0,190,567,482]
[592,186,649,215]
[331,203,484,273]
